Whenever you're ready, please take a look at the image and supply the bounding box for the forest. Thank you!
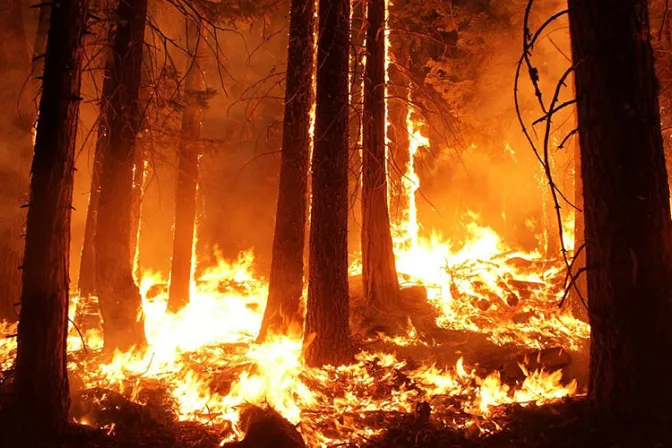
[1,0,672,446]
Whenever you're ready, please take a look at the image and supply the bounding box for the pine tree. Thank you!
[303,0,354,366]
[13,0,87,434]
[258,0,315,341]
[361,0,402,331]
[95,0,149,352]
[569,0,672,417]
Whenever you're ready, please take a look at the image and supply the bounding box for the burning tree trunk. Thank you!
[168,19,206,313]
[303,0,353,367]
[361,0,401,327]
[129,140,145,278]
[0,1,35,322]
[13,0,87,434]
[347,0,365,254]
[95,0,149,352]
[569,0,672,417]
[257,0,315,341]
[569,128,587,322]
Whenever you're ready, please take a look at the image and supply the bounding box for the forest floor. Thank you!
[4,396,672,448]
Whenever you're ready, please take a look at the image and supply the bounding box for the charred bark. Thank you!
[569,0,672,418]
[13,0,87,434]
[303,0,354,367]
[257,0,315,341]
[0,0,33,322]
[95,0,148,353]
[361,0,401,328]
[168,19,205,313]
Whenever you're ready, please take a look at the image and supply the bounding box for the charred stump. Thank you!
[13,0,88,434]
[95,0,149,352]
[569,0,672,418]
[303,0,354,367]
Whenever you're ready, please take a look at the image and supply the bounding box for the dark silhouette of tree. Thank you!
[257,0,315,341]
[168,19,206,313]
[168,19,205,312]
[361,0,402,331]
[303,0,354,366]
[13,0,87,434]
[0,1,37,321]
[569,0,672,417]
[78,39,117,299]
[95,0,149,352]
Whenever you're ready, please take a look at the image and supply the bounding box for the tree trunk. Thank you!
[569,119,588,322]
[303,0,353,367]
[0,0,33,322]
[347,0,365,256]
[361,0,401,327]
[129,139,145,281]
[257,0,315,341]
[13,0,87,434]
[78,150,102,298]
[78,44,117,298]
[95,0,148,353]
[569,0,672,418]
[168,19,206,313]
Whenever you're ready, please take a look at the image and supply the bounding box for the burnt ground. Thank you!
[0,322,595,448]
[3,397,672,448]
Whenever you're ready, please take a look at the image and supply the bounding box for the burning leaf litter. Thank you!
[0,218,588,446]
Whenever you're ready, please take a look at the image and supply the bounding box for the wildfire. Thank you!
[0,107,588,446]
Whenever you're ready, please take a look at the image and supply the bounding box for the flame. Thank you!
[0,81,587,448]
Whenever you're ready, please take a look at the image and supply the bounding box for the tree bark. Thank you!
[168,19,206,313]
[361,0,401,326]
[0,0,33,322]
[569,120,588,322]
[95,0,148,353]
[303,0,354,367]
[13,0,87,434]
[569,0,672,418]
[348,0,365,255]
[78,43,117,298]
[257,0,315,341]
[129,138,145,280]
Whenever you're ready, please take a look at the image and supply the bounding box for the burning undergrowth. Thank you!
[0,218,589,447]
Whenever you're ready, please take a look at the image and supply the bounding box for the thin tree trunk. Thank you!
[257,0,315,341]
[348,0,365,254]
[569,113,587,321]
[78,152,102,297]
[13,0,87,434]
[78,47,116,298]
[95,0,148,353]
[361,0,401,328]
[168,19,206,313]
[303,0,353,367]
[0,0,33,322]
[569,0,672,418]
[129,140,144,278]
